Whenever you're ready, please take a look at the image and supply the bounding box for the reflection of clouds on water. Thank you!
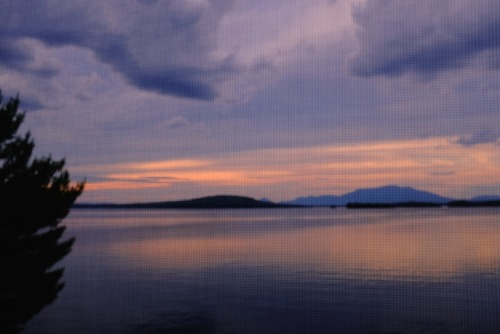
[108,210,500,280]
[24,209,500,334]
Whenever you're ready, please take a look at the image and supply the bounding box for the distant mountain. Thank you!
[340,185,452,205]
[346,202,444,209]
[75,188,500,210]
[282,185,453,206]
[471,195,500,202]
[282,195,340,207]
[75,195,295,209]
[259,197,274,203]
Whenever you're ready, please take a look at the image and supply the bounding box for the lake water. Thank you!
[24,208,500,334]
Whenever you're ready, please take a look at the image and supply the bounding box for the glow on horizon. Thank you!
[75,136,500,202]
[3,1,500,204]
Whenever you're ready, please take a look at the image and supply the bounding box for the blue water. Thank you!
[25,208,500,334]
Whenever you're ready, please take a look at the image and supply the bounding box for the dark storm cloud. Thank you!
[19,97,44,112]
[456,130,500,146]
[0,0,234,100]
[0,39,32,70]
[350,0,500,77]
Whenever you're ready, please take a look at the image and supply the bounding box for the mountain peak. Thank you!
[282,185,452,206]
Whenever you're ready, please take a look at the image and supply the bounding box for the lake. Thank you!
[24,208,500,334]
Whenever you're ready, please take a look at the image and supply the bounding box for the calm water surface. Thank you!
[25,208,500,334]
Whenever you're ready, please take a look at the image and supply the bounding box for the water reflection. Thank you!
[126,311,215,334]
[108,209,500,280]
[24,208,500,334]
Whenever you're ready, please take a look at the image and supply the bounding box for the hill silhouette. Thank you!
[75,186,500,209]
[75,195,296,209]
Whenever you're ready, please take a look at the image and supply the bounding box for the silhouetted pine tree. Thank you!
[0,93,84,333]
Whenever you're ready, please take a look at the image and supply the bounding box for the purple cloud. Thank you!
[0,0,235,100]
[350,0,500,77]
[456,130,500,146]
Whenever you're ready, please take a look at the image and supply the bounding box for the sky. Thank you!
[1,0,500,203]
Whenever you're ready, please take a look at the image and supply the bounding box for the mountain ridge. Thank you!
[75,186,500,208]
[281,185,452,206]
[471,195,500,202]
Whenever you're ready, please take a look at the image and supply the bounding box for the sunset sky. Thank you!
[1,0,500,203]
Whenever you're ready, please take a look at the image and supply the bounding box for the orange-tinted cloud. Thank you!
[78,136,500,200]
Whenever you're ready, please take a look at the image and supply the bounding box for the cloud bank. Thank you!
[1,0,499,202]
[350,0,500,77]
[0,0,234,100]
[457,130,500,146]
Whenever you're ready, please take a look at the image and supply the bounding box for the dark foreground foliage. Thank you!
[0,93,84,333]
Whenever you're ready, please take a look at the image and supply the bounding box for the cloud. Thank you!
[155,117,189,130]
[456,130,500,146]
[350,0,500,77]
[0,0,234,100]
[76,137,500,202]
[0,39,32,70]
[19,96,44,112]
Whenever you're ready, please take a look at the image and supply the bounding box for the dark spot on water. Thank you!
[365,320,454,334]
[412,321,454,334]
[126,311,216,334]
